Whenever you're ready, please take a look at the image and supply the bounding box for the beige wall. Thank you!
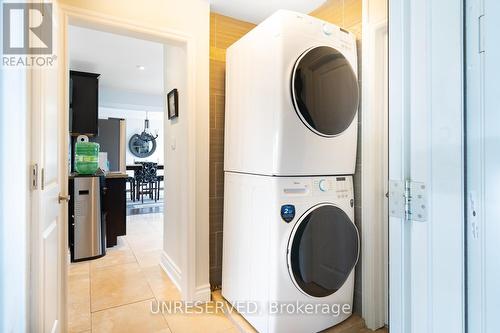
[310,0,363,314]
[209,13,255,287]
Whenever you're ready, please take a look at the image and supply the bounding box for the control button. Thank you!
[319,179,328,192]
[322,23,333,36]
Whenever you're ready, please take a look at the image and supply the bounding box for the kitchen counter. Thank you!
[104,172,129,179]
[69,172,129,179]
[126,164,164,171]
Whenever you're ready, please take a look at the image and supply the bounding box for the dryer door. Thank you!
[287,203,359,298]
[291,46,359,137]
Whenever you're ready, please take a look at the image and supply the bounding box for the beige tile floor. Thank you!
[68,213,237,333]
[69,213,388,333]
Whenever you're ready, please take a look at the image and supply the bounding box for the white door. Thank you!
[30,3,65,332]
[389,0,465,332]
[466,0,500,332]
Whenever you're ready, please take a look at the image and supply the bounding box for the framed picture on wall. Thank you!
[167,89,179,120]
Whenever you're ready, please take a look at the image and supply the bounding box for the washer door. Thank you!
[287,204,359,298]
[291,46,359,137]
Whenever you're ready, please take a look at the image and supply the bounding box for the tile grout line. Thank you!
[70,215,167,331]
[89,262,154,313]
[91,297,157,314]
[127,220,173,332]
[104,230,171,328]
[134,216,173,331]
[90,258,138,272]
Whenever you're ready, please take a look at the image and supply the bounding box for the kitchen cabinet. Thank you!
[103,176,127,247]
[70,70,100,136]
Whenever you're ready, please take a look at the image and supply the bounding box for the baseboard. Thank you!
[159,251,210,302]
[193,283,211,302]
[160,251,182,292]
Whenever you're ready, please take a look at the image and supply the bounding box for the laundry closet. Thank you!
[221,10,361,333]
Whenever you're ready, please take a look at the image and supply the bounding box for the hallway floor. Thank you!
[68,213,387,333]
[68,213,237,333]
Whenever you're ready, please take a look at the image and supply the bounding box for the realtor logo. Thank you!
[3,2,53,55]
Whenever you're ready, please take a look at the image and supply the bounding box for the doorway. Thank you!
[66,24,171,331]
[48,2,210,331]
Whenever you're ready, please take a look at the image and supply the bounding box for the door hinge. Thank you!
[389,179,428,222]
[31,164,39,190]
[479,14,485,53]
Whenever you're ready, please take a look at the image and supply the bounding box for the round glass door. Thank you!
[291,46,359,137]
[287,204,359,298]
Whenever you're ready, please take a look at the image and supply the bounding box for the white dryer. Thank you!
[222,173,359,333]
[224,10,359,176]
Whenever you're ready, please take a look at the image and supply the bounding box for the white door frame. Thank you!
[29,2,66,331]
[58,1,209,309]
[465,0,500,332]
[388,0,465,332]
[361,0,388,329]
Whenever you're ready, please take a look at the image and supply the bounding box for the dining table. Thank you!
[126,164,164,171]
[126,164,164,202]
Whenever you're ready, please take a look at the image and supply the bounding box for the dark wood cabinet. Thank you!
[103,177,127,247]
[70,70,100,136]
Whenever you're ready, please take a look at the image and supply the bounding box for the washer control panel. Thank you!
[280,177,353,202]
[318,179,329,192]
[322,23,333,36]
[312,176,353,200]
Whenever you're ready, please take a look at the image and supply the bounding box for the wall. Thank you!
[209,13,255,287]
[99,107,165,166]
[310,0,363,314]
[60,0,210,300]
[100,87,163,112]
[360,0,387,327]
[162,43,188,289]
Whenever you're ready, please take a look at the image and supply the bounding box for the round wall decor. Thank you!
[128,133,157,158]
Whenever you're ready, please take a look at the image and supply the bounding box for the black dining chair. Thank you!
[126,176,135,201]
[156,175,164,200]
[135,162,159,203]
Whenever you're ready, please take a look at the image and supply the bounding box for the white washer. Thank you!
[222,173,359,333]
[224,10,359,176]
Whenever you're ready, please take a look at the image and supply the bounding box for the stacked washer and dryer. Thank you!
[222,10,360,333]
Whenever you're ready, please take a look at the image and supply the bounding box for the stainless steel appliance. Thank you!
[90,118,127,172]
[69,175,106,261]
